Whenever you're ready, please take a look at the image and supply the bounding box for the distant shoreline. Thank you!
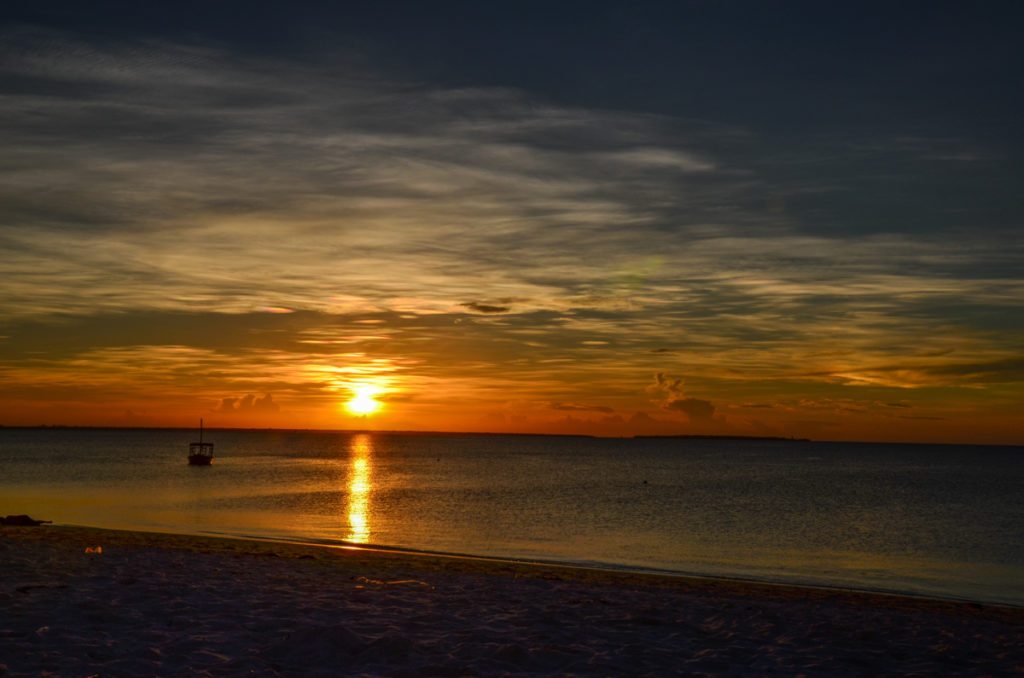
[633,434,811,441]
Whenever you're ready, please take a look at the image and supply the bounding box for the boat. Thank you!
[188,418,214,466]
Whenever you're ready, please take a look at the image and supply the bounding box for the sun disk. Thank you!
[346,386,381,415]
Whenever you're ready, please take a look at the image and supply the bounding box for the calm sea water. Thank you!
[2,428,1022,606]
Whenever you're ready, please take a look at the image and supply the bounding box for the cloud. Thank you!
[0,28,743,322]
[648,372,717,421]
[217,393,279,413]
[651,372,685,397]
[797,398,867,414]
[548,402,614,413]
[825,357,1024,389]
[461,302,512,314]
[664,397,716,421]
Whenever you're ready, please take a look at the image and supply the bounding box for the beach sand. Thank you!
[2,525,1022,677]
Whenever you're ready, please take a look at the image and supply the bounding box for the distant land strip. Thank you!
[633,435,812,441]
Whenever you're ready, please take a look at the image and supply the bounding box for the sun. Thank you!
[345,385,381,416]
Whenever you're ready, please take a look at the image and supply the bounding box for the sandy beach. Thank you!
[2,525,1022,677]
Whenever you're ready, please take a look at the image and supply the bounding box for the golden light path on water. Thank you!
[346,433,372,543]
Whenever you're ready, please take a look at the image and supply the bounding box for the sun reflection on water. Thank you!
[346,434,372,543]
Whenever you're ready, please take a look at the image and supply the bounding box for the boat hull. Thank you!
[188,440,214,465]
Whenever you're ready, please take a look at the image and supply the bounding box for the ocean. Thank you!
[2,428,1022,606]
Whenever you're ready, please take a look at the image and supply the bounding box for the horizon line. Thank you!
[4,423,1023,448]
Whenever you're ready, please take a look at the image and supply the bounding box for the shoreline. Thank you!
[27,520,1024,610]
[4,524,1022,676]
[59,522,1024,614]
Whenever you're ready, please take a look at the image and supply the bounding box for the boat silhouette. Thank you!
[188,418,214,466]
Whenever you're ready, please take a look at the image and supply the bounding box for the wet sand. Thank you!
[2,525,1022,676]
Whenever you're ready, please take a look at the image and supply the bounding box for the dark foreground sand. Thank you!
[2,525,1022,677]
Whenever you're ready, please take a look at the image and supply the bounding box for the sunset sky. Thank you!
[2,2,1021,444]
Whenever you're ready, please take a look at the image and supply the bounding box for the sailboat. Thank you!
[188,418,214,466]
